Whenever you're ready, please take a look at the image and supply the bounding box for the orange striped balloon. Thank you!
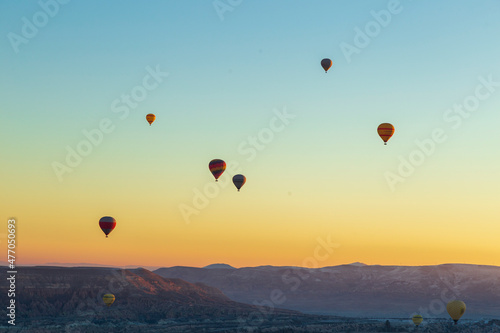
[146,113,156,125]
[209,159,226,181]
[377,123,395,145]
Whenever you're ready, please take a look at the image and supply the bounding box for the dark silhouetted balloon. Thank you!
[233,174,246,191]
[99,216,116,238]
[321,58,332,73]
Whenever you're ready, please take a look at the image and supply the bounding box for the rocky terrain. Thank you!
[0,266,299,330]
[1,265,500,332]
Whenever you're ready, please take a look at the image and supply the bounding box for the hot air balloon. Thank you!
[146,113,156,125]
[447,300,466,325]
[377,123,395,145]
[209,159,226,182]
[321,58,332,73]
[99,216,116,238]
[233,174,246,191]
[412,314,423,327]
[103,294,115,307]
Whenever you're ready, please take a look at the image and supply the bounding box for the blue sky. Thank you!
[1,0,500,266]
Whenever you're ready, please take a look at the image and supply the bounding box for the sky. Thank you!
[1,0,500,268]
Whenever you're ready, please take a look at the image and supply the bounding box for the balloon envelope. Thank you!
[447,300,466,324]
[321,58,332,73]
[377,123,395,145]
[146,113,156,125]
[233,174,246,191]
[209,159,226,181]
[99,216,116,238]
[103,294,115,307]
[412,315,423,326]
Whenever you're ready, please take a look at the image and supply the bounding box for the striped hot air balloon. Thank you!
[99,216,116,238]
[103,294,115,307]
[232,174,246,192]
[377,123,395,145]
[209,159,226,181]
[146,113,156,125]
[412,314,423,327]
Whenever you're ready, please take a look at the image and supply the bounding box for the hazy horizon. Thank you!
[4,261,500,270]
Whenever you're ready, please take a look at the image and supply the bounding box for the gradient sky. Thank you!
[1,0,500,268]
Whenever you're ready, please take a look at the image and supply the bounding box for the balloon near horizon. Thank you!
[103,293,115,307]
[99,217,116,238]
[447,300,466,325]
[412,314,423,327]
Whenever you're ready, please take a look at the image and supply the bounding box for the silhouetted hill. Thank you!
[155,264,500,319]
[204,263,236,269]
[1,266,301,328]
[348,262,367,267]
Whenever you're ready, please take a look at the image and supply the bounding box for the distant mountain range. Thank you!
[0,262,232,271]
[6,262,500,324]
[154,263,500,319]
[0,261,163,271]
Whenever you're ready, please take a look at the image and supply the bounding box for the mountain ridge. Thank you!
[154,263,500,319]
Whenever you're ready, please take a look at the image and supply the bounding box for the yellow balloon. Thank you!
[447,300,466,324]
[412,314,423,326]
[103,293,115,307]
